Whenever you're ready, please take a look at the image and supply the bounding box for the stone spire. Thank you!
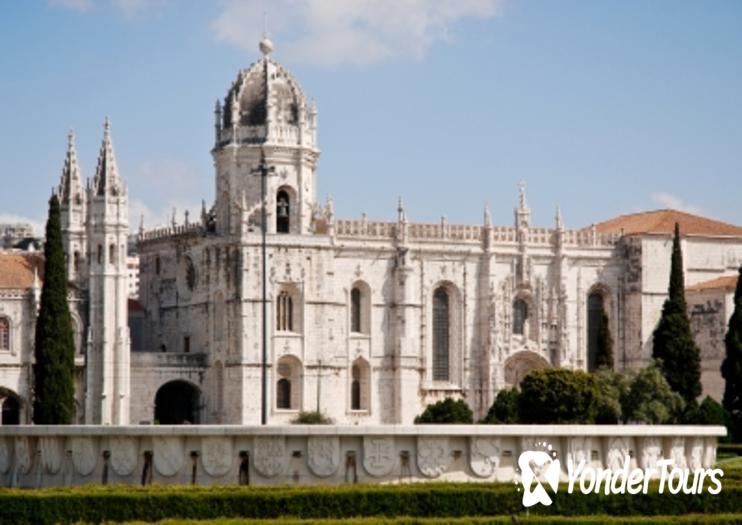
[397,197,407,223]
[483,202,492,228]
[57,129,83,204]
[514,180,531,230]
[555,204,564,230]
[92,117,122,197]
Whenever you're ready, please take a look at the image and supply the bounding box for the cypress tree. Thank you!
[33,195,76,424]
[652,222,702,406]
[595,308,614,369]
[722,265,742,441]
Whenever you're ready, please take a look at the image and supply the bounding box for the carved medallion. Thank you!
[109,436,138,476]
[640,437,662,471]
[0,437,11,474]
[40,437,63,475]
[201,437,233,477]
[153,436,185,477]
[253,436,286,478]
[469,437,500,478]
[363,436,396,477]
[14,436,33,475]
[307,436,340,477]
[70,437,98,476]
[605,437,630,471]
[416,436,449,478]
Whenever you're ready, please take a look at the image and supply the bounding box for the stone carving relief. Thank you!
[605,437,630,471]
[667,437,687,469]
[70,437,98,476]
[40,436,63,475]
[307,436,340,477]
[109,436,138,476]
[253,436,286,478]
[153,436,185,477]
[201,437,233,477]
[14,436,33,475]
[417,436,449,478]
[566,437,592,467]
[469,437,500,478]
[689,438,704,470]
[363,436,396,477]
[640,437,662,470]
[0,437,11,474]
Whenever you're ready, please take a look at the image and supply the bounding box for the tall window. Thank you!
[513,299,528,335]
[587,292,604,372]
[276,378,291,409]
[276,291,293,331]
[432,288,450,381]
[276,190,290,233]
[0,317,9,350]
[351,365,361,410]
[351,288,362,333]
[350,358,370,411]
[109,244,116,266]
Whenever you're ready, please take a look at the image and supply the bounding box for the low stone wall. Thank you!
[0,425,725,488]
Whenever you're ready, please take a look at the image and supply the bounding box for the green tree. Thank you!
[518,368,600,424]
[290,411,334,424]
[481,387,519,424]
[622,365,685,424]
[33,195,76,424]
[682,396,729,427]
[652,223,702,405]
[594,368,630,424]
[722,265,742,441]
[595,308,614,369]
[415,398,473,424]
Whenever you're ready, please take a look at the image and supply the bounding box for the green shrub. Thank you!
[481,387,520,424]
[623,365,685,424]
[291,411,334,424]
[682,396,729,427]
[594,368,630,424]
[415,398,473,424]
[518,369,600,424]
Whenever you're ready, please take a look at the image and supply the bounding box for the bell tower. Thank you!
[56,130,87,284]
[212,38,319,236]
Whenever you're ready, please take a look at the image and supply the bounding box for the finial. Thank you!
[259,11,273,56]
[67,129,75,148]
[139,214,145,234]
[184,209,190,226]
[104,116,111,136]
[484,203,492,227]
[171,207,177,228]
[518,179,527,209]
[555,204,563,230]
[397,197,407,222]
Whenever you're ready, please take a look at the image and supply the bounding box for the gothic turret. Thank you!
[56,130,86,283]
[85,117,130,425]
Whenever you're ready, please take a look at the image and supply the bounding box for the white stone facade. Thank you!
[1,41,741,427]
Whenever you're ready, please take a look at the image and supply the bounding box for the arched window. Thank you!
[276,378,291,409]
[587,292,605,371]
[350,358,370,411]
[351,288,362,333]
[1,395,20,425]
[109,244,116,266]
[0,317,9,351]
[276,190,290,233]
[513,299,528,335]
[73,251,80,272]
[276,355,302,410]
[276,291,293,331]
[432,287,450,381]
[155,256,161,274]
[97,244,103,265]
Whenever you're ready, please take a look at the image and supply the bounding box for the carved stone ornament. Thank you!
[153,436,185,477]
[640,437,662,471]
[363,436,396,477]
[200,436,233,477]
[40,436,63,475]
[689,438,704,470]
[469,437,500,478]
[14,436,33,475]
[109,436,138,476]
[605,436,630,471]
[668,437,687,469]
[253,436,286,478]
[566,436,591,467]
[70,437,98,476]
[416,436,449,478]
[307,436,340,477]
[0,437,11,474]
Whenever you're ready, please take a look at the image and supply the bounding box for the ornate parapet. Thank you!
[0,425,724,487]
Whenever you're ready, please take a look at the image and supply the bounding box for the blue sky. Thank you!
[1,0,741,233]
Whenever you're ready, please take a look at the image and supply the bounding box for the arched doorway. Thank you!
[503,351,551,387]
[0,389,21,425]
[154,381,202,424]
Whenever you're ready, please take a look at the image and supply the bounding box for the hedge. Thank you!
[0,483,740,525]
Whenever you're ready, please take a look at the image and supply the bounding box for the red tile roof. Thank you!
[0,252,43,289]
[686,275,738,293]
[591,209,742,237]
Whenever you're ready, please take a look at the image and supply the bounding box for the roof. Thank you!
[591,209,742,237]
[0,252,43,289]
[686,275,738,293]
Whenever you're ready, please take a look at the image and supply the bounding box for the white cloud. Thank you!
[650,192,704,215]
[212,0,501,66]
[0,214,45,237]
